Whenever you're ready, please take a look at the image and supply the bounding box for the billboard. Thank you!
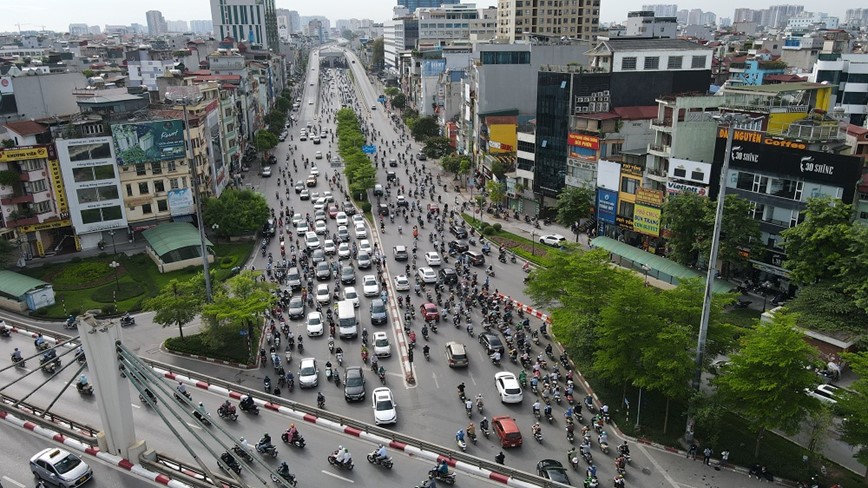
[633,204,661,236]
[597,189,618,224]
[667,180,709,197]
[111,120,186,165]
[168,188,195,217]
[568,133,599,150]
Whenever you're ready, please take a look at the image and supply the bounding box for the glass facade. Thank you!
[399,0,459,13]
[533,72,572,197]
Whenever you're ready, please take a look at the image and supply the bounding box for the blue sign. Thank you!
[597,189,618,224]
[362,145,376,154]
[378,96,386,102]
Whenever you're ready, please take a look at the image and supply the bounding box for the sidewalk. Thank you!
[17,235,149,269]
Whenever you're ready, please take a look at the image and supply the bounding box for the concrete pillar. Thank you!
[77,312,138,459]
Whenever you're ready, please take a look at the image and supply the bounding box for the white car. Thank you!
[373,331,391,357]
[424,252,442,266]
[305,231,320,249]
[306,311,324,336]
[322,190,333,202]
[298,357,319,388]
[494,371,524,404]
[338,242,352,259]
[805,384,842,404]
[344,286,360,308]
[417,267,437,284]
[315,151,323,159]
[291,213,303,227]
[311,165,320,177]
[359,239,372,254]
[299,189,310,200]
[314,198,327,210]
[352,214,365,226]
[362,275,379,297]
[323,239,336,255]
[316,284,331,304]
[372,387,397,425]
[393,275,410,291]
[296,222,309,236]
[539,234,567,246]
[354,222,368,239]
[314,219,328,235]
[336,212,348,227]
[30,448,93,488]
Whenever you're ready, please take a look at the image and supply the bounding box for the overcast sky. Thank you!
[0,0,861,34]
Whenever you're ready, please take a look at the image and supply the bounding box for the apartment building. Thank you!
[496,0,600,43]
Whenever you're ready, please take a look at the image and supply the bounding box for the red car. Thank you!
[419,302,440,321]
[493,416,523,447]
[328,205,339,218]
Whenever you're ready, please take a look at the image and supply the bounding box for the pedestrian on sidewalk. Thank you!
[687,442,697,460]
[703,446,713,466]
[717,449,729,467]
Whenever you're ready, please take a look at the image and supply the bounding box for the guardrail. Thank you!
[138,355,564,487]
[145,453,243,488]
[0,392,100,440]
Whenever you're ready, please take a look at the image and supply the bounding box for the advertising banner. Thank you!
[667,180,709,196]
[633,204,661,236]
[0,146,48,162]
[111,120,186,165]
[597,189,618,224]
[168,188,195,217]
[568,133,600,150]
[635,188,664,207]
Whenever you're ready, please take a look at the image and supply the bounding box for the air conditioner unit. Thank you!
[588,102,596,112]
[599,102,609,112]
[603,90,610,96]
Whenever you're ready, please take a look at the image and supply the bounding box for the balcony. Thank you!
[649,118,673,133]
[767,120,844,142]
[1,194,35,205]
[645,167,667,183]
[648,143,670,157]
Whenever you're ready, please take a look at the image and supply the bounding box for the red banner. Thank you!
[568,133,599,150]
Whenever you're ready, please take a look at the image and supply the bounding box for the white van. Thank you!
[337,300,358,339]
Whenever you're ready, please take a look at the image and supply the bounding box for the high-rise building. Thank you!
[496,0,600,43]
[190,20,213,35]
[398,0,460,14]
[845,8,868,27]
[641,4,678,18]
[166,20,189,33]
[88,25,101,35]
[211,0,279,51]
[145,10,168,35]
[69,23,89,36]
[767,4,803,28]
[676,9,689,24]
[687,9,703,25]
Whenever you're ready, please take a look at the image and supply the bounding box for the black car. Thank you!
[287,296,305,319]
[393,245,409,261]
[417,152,427,161]
[386,171,396,182]
[537,459,571,485]
[448,239,469,254]
[315,261,332,280]
[340,265,356,284]
[378,203,389,216]
[478,332,505,355]
[450,224,468,239]
[295,181,305,194]
[342,201,357,216]
[370,298,388,325]
[311,249,326,264]
[344,367,366,401]
[438,267,458,285]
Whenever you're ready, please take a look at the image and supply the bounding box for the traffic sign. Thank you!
[362,145,376,154]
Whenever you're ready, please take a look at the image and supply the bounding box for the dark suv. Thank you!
[450,224,468,239]
[448,240,469,254]
[479,332,505,355]
[438,267,458,285]
[344,367,366,401]
[315,261,332,280]
[342,201,357,216]
[340,265,356,284]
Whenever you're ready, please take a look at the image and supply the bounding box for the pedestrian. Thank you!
[495,451,505,465]
[718,449,729,467]
[703,446,713,466]
[687,443,697,460]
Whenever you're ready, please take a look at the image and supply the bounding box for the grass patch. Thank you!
[24,242,253,319]
[164,321,261,365]
[461,213,555,267]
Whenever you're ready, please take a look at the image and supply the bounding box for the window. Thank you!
[690,168,705,181]
[151,161,162,174]
[618,201,634,219]
[168,161,177,172]
[667,56,682,69]
[610,143,622,155]
[80,205,122,224]
[72,164,115,182]
[644,56,659,70]
[842,92,868,104]
[620,177,639,194]
[32,201,52,214]
[621,57,637,70]
[126,184,133,197]
[138,182,149,194]
[154,180,165,193]
[142,204,153,214]
[691,55,706,69]
[26,179,48,193]
[19,159,44,171]
[169,178,180,190]
[157,199,168,212]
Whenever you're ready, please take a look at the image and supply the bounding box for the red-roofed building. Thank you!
[2,120,51,146]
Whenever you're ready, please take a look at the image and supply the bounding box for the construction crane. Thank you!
[15,23,47,34]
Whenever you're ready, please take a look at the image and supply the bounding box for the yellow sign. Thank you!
[18,219,71,233]
[634,205,661,237]
[635,188,664,207]
[35,240,44,257]
[716,128,807,150]
[0,146,48,162]
[47,159,68,214]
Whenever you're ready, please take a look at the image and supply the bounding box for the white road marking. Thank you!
[186,423,202,430]
[638,442,681,488]
[131,404,140,409]
[2,476,25,488]
[469,371,477,386]
[321,470,354,483]
[432,371,440,389]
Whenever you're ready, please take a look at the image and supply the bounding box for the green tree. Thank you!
[349,163,377,200]
[485,180,506,205]
[458,156,472,182]
[785,281,868,337]
[411,116,440,141]
[143,275,205,339]
[781,196,854,285]
[698,195,760,277]
[555,186,595,227]
[490,159,508,180]
[371,37,384,70]
[202,271,277,350]
[341,29,354,40]
[82,69,95,78]
[837,350,868,467]
[440,153,461,174]
[714,313,820,456]
[423,136,452,159]
[384,87,400,97]
[254,130,278,160]
[835,221,868,315]
[662,192,711,266]
[0,238,16,268]
[275,96,291,113]
[265,110,286,133]
[390,92,406,110]
[203,189,270,237]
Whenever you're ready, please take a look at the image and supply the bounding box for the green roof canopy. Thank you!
[142,222,213,259]
[591,236,735,294]
[0,270,51,298]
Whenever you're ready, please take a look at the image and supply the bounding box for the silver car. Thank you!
[30,448,93,488]
[287,296,305,319]
[298,357,319,388]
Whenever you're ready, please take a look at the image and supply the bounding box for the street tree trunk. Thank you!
[754,426,766,458]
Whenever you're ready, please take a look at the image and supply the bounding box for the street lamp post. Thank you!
[531,230,536,257]
[109,260,120,291]
[107,230,117,255]
[166,86,213,302]
[641,264,651,286]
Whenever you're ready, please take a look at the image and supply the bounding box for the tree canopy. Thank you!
[837,350,868,466]
[202,271,277,349]
[203,189,270,237]
[411,116,440,141]
[336,108,377,199]
[781,196,856,285]
[143,274,206,338]
[555,186,595,227]
[254,130,278,158]
[423,137,452,159]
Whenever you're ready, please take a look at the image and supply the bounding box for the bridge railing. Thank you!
[0,392,100,440]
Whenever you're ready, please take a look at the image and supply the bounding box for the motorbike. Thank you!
[270,472,298,487]
[378,369,386,384]
[534,430,543,443]
[327,453,354,470]
[599,441,609,454]
[0,326,10,338]
[255,443,278,458]
[569,452,580,471]
[264,377,272,393]
[76,382,94,395]
[584,396,596,414]
[232,445,254,463]
[456,435,467,451]
[480,424,490,438]
[64,316,78,330]
[217,404,238,421]
[10,353,25,368]
[120,314,136,327]
[428,470,457,485]
[546,409,554,424]
[566,428,575,443]
[139,389,157,406]
[582,450,593,465]
[583,476,600,488]
[219,452,242,475]
[326,366,333,380]
[239,400,259,415]
[174,390,192,403]
[281,431,306,448]
[367,451,394,469]
[193,410,212,426]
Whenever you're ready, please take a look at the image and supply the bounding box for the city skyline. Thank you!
[1,0,863,34]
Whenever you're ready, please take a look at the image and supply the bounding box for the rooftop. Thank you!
[3,120,48,137]
[590,38,709,54]
[724,82,830,94]
[613,106,658,120]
